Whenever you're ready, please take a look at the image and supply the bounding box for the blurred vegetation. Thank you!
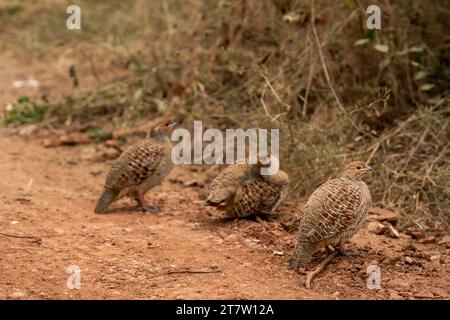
[3,96,50,125]
[0,0,449,229]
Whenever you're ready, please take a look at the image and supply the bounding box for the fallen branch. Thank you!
[166,269,222,275]
[0,232,42,244]
[148,269,222,279]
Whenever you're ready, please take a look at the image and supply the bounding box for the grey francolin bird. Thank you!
[95,120,177,214]
[290,161,373,288]
[206,155,290,219]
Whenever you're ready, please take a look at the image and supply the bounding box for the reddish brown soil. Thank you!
[0,55,448,300]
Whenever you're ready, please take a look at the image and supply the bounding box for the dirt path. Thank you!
[0,55,448,300]
[0,135,321,299]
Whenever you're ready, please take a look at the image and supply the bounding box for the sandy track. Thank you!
[0,136,321,299]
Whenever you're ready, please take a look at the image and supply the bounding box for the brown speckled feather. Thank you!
[290,173,371,268]
[207,164,289,218]
[301,177,371,243]
[108,141,169,193]
[208,164,252,206]
[95,137,173,213]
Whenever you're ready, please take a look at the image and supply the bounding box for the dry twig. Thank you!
[0,232,42,244]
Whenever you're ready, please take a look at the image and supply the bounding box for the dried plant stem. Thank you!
[150,269,222,279]
[310,4,358,133]
[260,72,292,112]
[0,232,41,243]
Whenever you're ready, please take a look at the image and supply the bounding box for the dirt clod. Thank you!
[369,208,399,225]
[367,222,387,235]
[438,235,450,245]
[415,290,434,299]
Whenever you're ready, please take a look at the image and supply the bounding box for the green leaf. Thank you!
[354,38,371,46]
[420,83,435,91]
[18,96,30,103]
[409,45,425,53]
[1,3,23,20]
[374,44,389,53]
[395,49,409,56]
[379,58,391,70]
[364,29,376,41]
[3,98,48,126]
[414,70,428,80]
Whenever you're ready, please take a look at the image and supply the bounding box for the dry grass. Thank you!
[1,0,449,229]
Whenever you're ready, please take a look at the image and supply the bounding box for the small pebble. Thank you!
[12,291,27,298]
[404,256,414,265]
[415,290,434,299]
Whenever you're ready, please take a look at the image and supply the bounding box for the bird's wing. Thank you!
[256,170,290,212]
[300,178,367,243]
[104,140,166,192]
[250,179,279,213]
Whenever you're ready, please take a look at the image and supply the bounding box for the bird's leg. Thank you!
[337,244,358,258]
[317,245,335,259]
[305,250,338,289]
[136,194,160,213]
[255,216,267,224]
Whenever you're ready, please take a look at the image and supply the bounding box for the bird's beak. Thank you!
[168,121,178,128]
[363,165,374,172]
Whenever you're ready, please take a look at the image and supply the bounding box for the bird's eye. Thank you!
[356,166,361,169]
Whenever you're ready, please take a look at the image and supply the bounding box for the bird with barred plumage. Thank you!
[94,120,177,214]
[290,161,373,288]
[206,155,290,219]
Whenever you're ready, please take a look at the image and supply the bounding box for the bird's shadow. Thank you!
[213,212,273,224]
[97,205,155,215]
[95,198,165,215]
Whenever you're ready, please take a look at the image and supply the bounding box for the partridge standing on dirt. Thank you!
[206,157,290,218]
[95,120,177,213]
[290,161,373,274]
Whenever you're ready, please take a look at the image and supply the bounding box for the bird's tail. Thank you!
[290,240,315,270]
[95,188,118,214]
